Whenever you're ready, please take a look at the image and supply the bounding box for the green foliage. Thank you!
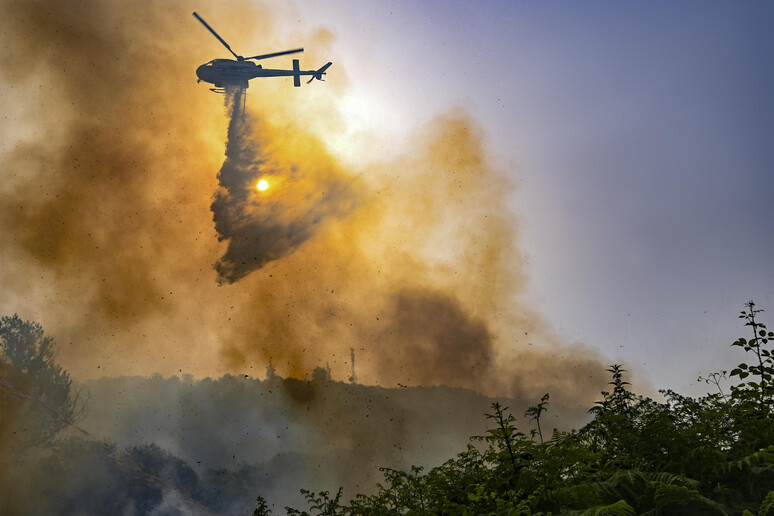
[543,468,728,515]
[730,301,774,414]
[758,490,774,516]
[525,393,549,444]
[253,496,273,516]
[475,402,529,483]
[565,499,635,516]
[286,488,345,516]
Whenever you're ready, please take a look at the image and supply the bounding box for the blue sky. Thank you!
[291,0,774,393]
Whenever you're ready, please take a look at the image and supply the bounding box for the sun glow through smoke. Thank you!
[256,179,269,191]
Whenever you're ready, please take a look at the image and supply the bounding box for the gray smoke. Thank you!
[211,87,357,284]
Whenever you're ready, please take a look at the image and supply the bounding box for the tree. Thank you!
[0,314,85,449]
[730,301,774,415]
[525,393,549,444]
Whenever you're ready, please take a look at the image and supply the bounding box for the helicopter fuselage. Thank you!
[196,59,261,89]
[196,58,326,89]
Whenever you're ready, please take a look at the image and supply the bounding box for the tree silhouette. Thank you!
[0,314,85,450]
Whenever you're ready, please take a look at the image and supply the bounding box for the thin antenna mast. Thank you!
[348,347,357,384]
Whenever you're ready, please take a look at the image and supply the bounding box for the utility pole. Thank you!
[265,357,276,380]
[348,347,357,384]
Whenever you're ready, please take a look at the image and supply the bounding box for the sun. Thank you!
[256,179,269,192]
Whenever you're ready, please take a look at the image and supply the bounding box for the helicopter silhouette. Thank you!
[193,12,332,91]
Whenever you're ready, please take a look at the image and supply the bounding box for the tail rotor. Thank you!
[306,62,333,84]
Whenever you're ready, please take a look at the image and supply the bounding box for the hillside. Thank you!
[78,369,590,511]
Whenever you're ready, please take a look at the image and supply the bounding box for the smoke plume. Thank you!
[211,88,357,283]
[0,0,606,404]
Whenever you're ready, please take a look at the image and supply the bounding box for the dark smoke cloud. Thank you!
[211,88,357,283]
[370,288,494,388]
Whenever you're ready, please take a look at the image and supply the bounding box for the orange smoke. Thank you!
[0,0,605,404]
[211,87,359,283]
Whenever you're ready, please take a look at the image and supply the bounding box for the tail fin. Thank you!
[292,59,301,87]
[306,62,332,84]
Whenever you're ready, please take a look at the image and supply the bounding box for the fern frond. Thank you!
[759,490,774,516]
[565,499,636,516]
[643,471,700,489]
[652,482,729,515]
[722,445,774,474]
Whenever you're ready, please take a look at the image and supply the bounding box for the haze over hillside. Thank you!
[78,370,590,510]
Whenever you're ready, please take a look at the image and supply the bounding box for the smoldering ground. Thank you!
[0,1,613,508]
[75,373,592,512]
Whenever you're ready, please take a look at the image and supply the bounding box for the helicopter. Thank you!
[193,12,332,90]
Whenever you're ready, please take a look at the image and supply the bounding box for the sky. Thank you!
[0,0,772,401]
[288,0,774,395]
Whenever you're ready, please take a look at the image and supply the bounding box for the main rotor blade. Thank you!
[245,48,304,61]
[193,12,241,60]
